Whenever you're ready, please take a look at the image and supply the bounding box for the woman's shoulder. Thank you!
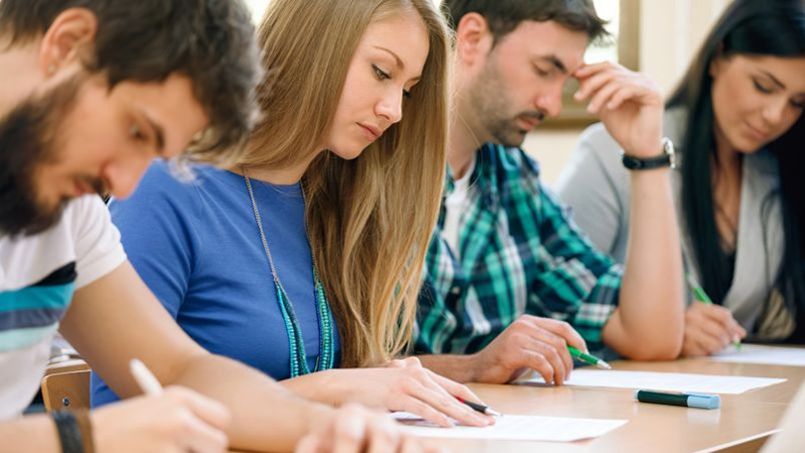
[578,122,622,157]
[112,160,234,217]
[133,161,240,197]
[569,122,629,186]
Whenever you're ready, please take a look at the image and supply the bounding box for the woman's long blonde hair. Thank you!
[238,0,451,367]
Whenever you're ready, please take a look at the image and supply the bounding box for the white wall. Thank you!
[639,0,730,95]
[522,131,585,186]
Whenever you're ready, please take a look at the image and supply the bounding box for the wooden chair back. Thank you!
[41,359,91,411]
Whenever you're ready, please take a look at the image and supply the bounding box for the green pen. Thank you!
[685,272,742,350]
[568,345,611,369]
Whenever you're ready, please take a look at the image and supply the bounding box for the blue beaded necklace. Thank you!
[243,171,335,377]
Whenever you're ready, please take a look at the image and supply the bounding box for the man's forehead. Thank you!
[497,19,588,69]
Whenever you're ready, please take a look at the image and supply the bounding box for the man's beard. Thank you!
[468,58,546,148]
[0,75,85,237]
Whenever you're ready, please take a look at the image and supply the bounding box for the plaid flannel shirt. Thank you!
[415,143,623,355]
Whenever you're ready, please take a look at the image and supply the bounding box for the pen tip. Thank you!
[599,361,612,370]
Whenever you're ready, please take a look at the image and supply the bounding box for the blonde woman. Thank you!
[91,0,493,428]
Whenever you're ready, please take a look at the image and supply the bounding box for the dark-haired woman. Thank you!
[556,0,805,356]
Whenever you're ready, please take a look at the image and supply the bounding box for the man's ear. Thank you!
[39,8,97,77]
[455,12,494,67]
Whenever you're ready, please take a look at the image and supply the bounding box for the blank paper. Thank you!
[710,345,805,367]
[393,412,627,442]
[517,369,785,394]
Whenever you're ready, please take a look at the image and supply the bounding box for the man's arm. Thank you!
[413,167,604,386]
[1,389,416,453]
[60,261,329,452]
[575,62,684,360]
[601,168,684,360]
[418,316,588,385]
[0,415,60,452]
[1,385,234,452]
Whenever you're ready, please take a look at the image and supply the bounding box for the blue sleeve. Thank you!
[90,161,200,407]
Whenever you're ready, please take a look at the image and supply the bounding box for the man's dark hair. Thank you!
[444,0,609,45]
[0,0,262,163]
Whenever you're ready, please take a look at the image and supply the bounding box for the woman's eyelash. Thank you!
[130,123,145,140]
[373,64,412,99]
[751,78,804,108]
[373,64,391,80]
[752,79,773,94]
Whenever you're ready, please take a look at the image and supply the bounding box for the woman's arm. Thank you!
[280,358,493,427]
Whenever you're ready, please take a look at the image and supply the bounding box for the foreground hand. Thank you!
[682,303,746,357]
[574,62,664,158]
[92,386,230,453]
[341,357,493,428]
[470,315,587,385]
[296,404,440,453]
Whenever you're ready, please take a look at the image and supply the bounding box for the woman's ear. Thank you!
[38,8,98,78]
[708,43,726,78]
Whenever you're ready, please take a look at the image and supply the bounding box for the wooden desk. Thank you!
[422,357,804,452]
[230,355,804,452]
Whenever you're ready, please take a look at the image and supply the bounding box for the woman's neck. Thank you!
[233,152,320,185]
[712,126,743,183]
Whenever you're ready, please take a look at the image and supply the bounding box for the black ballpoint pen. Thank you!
[457,397,502,417]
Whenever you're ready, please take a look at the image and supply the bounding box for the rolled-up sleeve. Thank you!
[527,184,622,350]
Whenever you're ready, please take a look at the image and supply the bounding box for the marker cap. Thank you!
[687,393,721,410]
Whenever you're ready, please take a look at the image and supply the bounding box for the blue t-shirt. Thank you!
[91,162,340,406]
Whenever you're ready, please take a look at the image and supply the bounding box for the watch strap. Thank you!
[622,153,672,170]
[52,410,83,453]
[52,410,93,453]
[622,137,675,170]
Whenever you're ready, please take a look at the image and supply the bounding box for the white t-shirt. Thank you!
[442,158,476,260]
[0,195,125,419]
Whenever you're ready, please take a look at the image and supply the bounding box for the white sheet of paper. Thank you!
[393,412,627,442]
[710,345,805,367]
[517,369,785,394]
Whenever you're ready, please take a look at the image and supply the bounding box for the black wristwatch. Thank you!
[621,137,676,170]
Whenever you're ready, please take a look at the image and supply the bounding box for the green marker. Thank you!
[685,272,742,350]
[568,345,611,369]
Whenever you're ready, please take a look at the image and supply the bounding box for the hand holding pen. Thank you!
[470,315,590,385]
[568,346,611,370]
[457,397,502,417]
[683,274,747,357]
[92,359,231,452]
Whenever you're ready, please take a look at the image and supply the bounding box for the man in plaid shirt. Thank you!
[414,0,685,384]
